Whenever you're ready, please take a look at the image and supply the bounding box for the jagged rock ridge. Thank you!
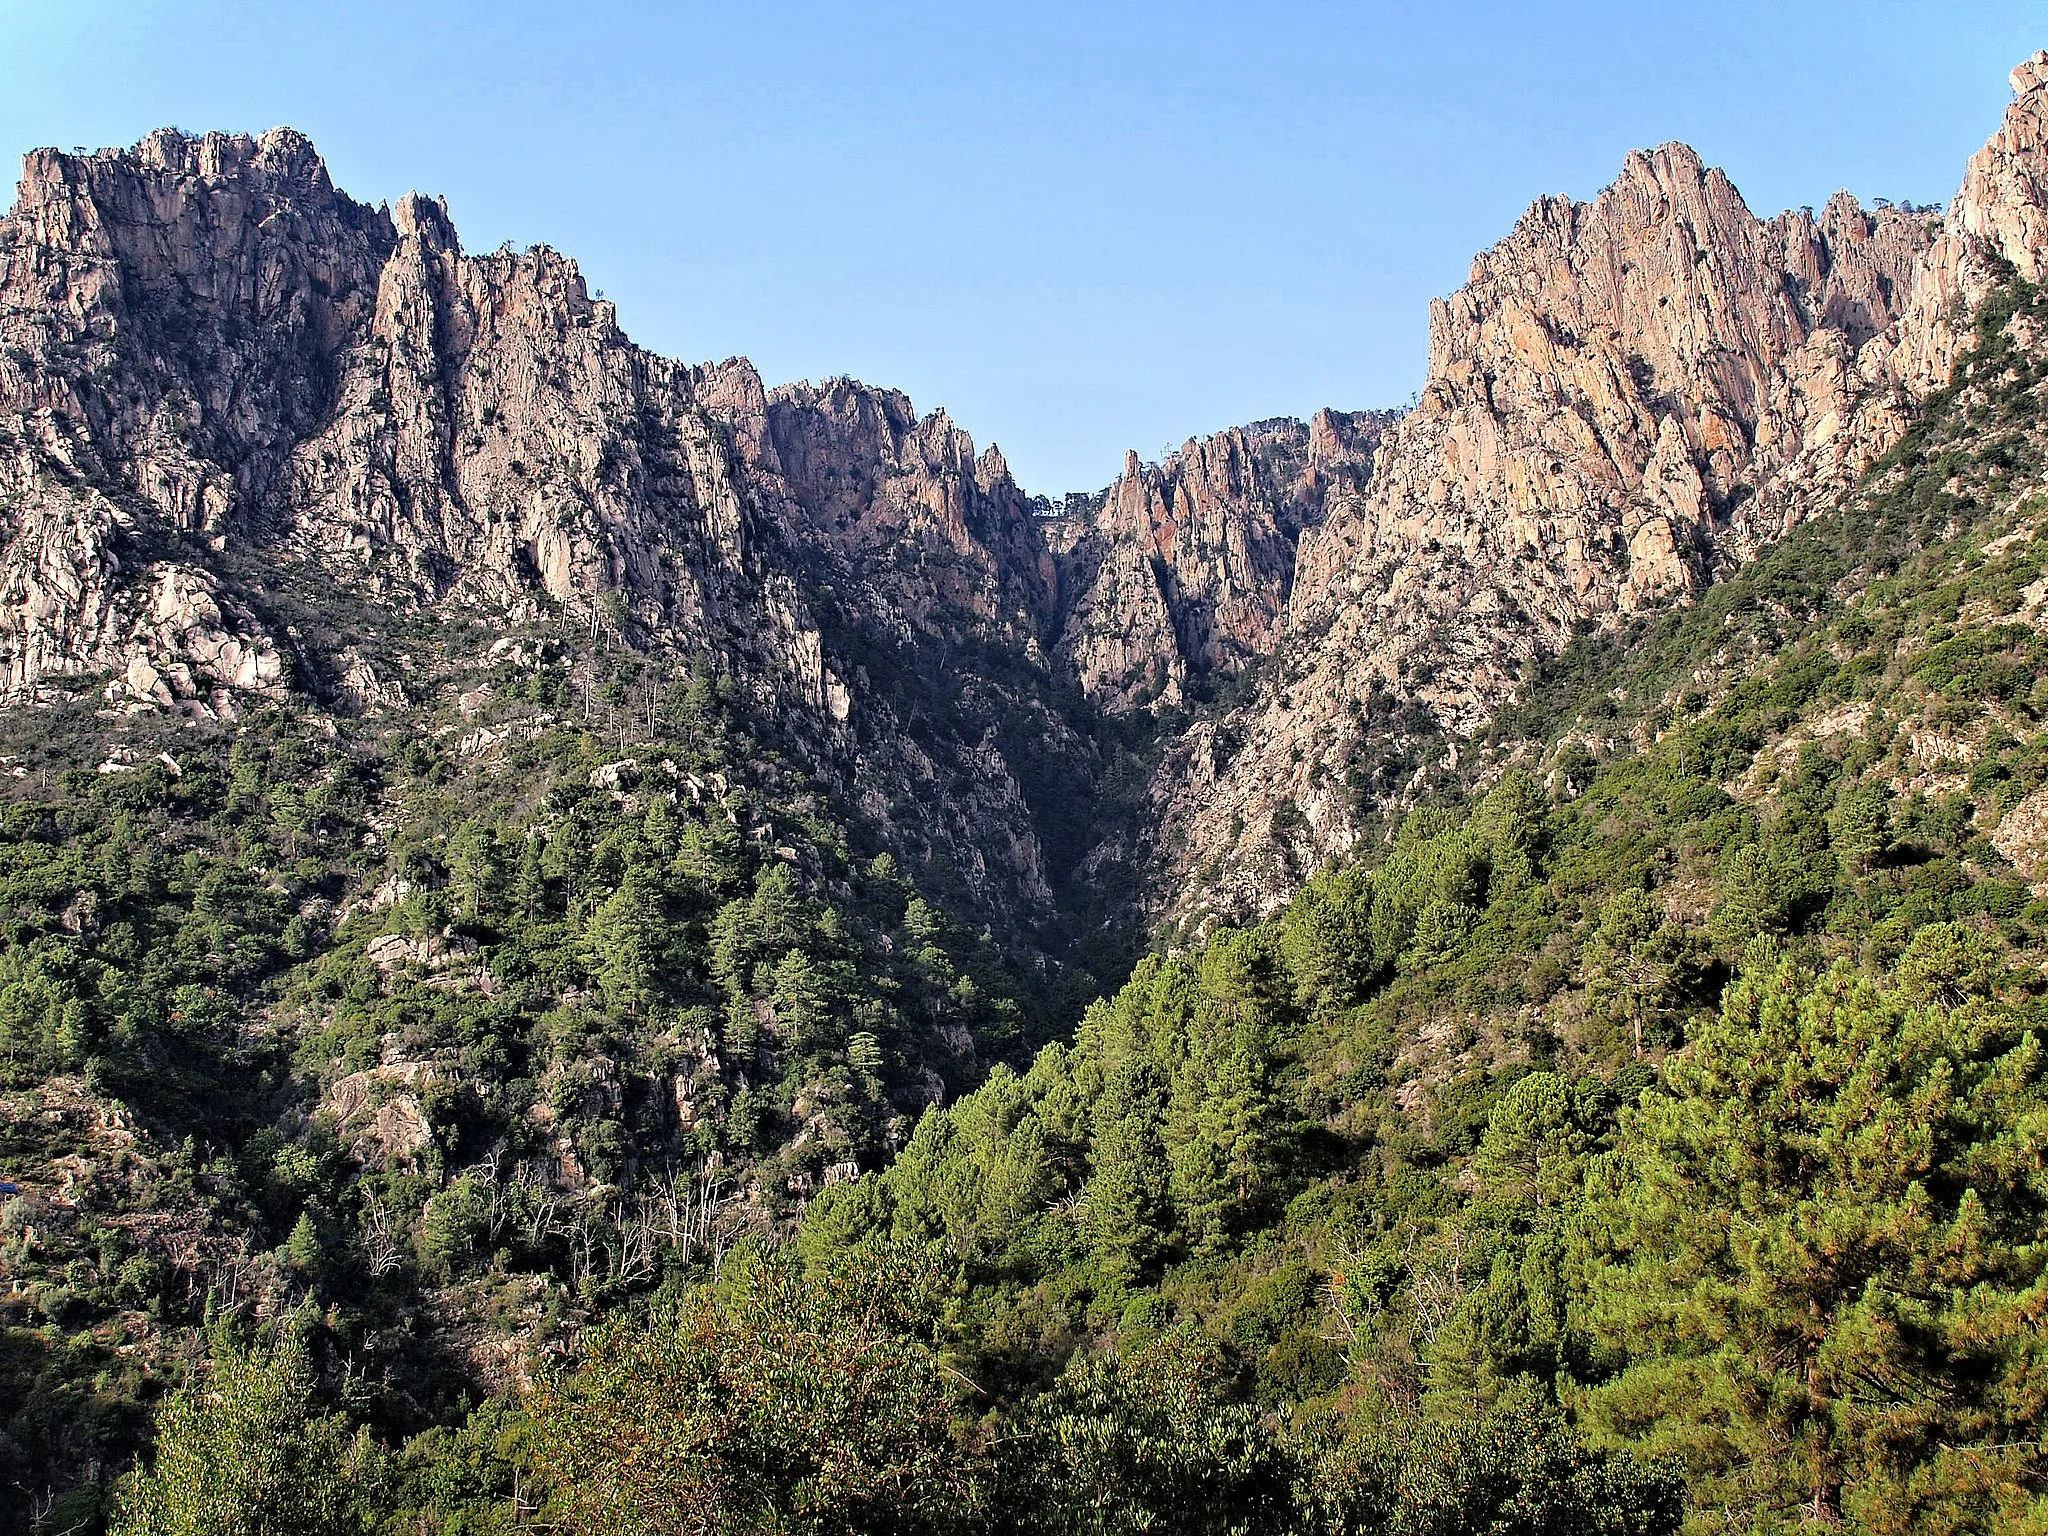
[7,51,2048,937]
[1157,51,2048,924]
[1043,410,1395,710]
[0,123,1410,924]
[0,128,1098,921]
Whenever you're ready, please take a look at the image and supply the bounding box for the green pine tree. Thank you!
[1084,1058,1170,1287]
[1164,1020,1280,1252]
[586,870,664,1015]
[113,1314,376,1536]
[1583,927,2048,1532]
[1829,780,1890,878]
[282,1211,322,1275]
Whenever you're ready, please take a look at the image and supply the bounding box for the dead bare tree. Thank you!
[1409,1226,1469,1352]
[514,1162,571,1254]
[359,1191,406,1278]
[606,1196,658,1289]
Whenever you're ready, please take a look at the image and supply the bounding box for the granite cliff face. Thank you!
[0,121,1387,925]
[1046,411,1391,710]
[0,128,1093,920]
[1891,49,2048,391]
[1156,52,2048,924]
[0,128,378,711]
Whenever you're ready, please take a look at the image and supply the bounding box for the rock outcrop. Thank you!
[0,128,384,711]
[1892,50,2048,391]
[0,128,1090,920]
[1048,412,1392,709]
[1155,52,2048,925]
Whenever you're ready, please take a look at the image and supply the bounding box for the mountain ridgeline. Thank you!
[9,45,2048,1536]
[0,124,1398,942]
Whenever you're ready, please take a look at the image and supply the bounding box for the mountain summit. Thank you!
[1155,50,2048,924]
[8,60,2048,934]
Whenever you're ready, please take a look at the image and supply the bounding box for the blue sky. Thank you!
[0,1,2040,491]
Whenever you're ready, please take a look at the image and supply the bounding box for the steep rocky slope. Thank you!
[788,271,2048,1536]
[1155,51,2048,926]
[7,54,2048,942]
[1045,410,1393,710]
[0,123,1400,938]
[0,129,1106,928]
[14,51,2048,1530]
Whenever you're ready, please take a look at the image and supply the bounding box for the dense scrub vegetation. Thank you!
[0,645,1077,1530]
[15,286,2048,1534]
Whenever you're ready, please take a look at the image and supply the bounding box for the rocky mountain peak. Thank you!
[1050,411,1393,710]
[1888,49,2048,390]
[1153,54,2048,926]
[974,442,1010,493]
[10,55,2048,941]
[392,189,459,251]
[2017,47,2048,96]
[1963,52,2048,263]
[0,128,1104,921]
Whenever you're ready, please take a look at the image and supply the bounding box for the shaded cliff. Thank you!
[1047,410,1394,710]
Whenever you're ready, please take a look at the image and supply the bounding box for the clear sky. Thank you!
[0,1,2041,492]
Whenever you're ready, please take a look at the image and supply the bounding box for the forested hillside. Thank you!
[0,621,1100,1530]
[772,278,2048,1533]
[20,259,2048,1533]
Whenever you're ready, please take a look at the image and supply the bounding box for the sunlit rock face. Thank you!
[0,127,1091,918]
[1155,56,2048,925]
